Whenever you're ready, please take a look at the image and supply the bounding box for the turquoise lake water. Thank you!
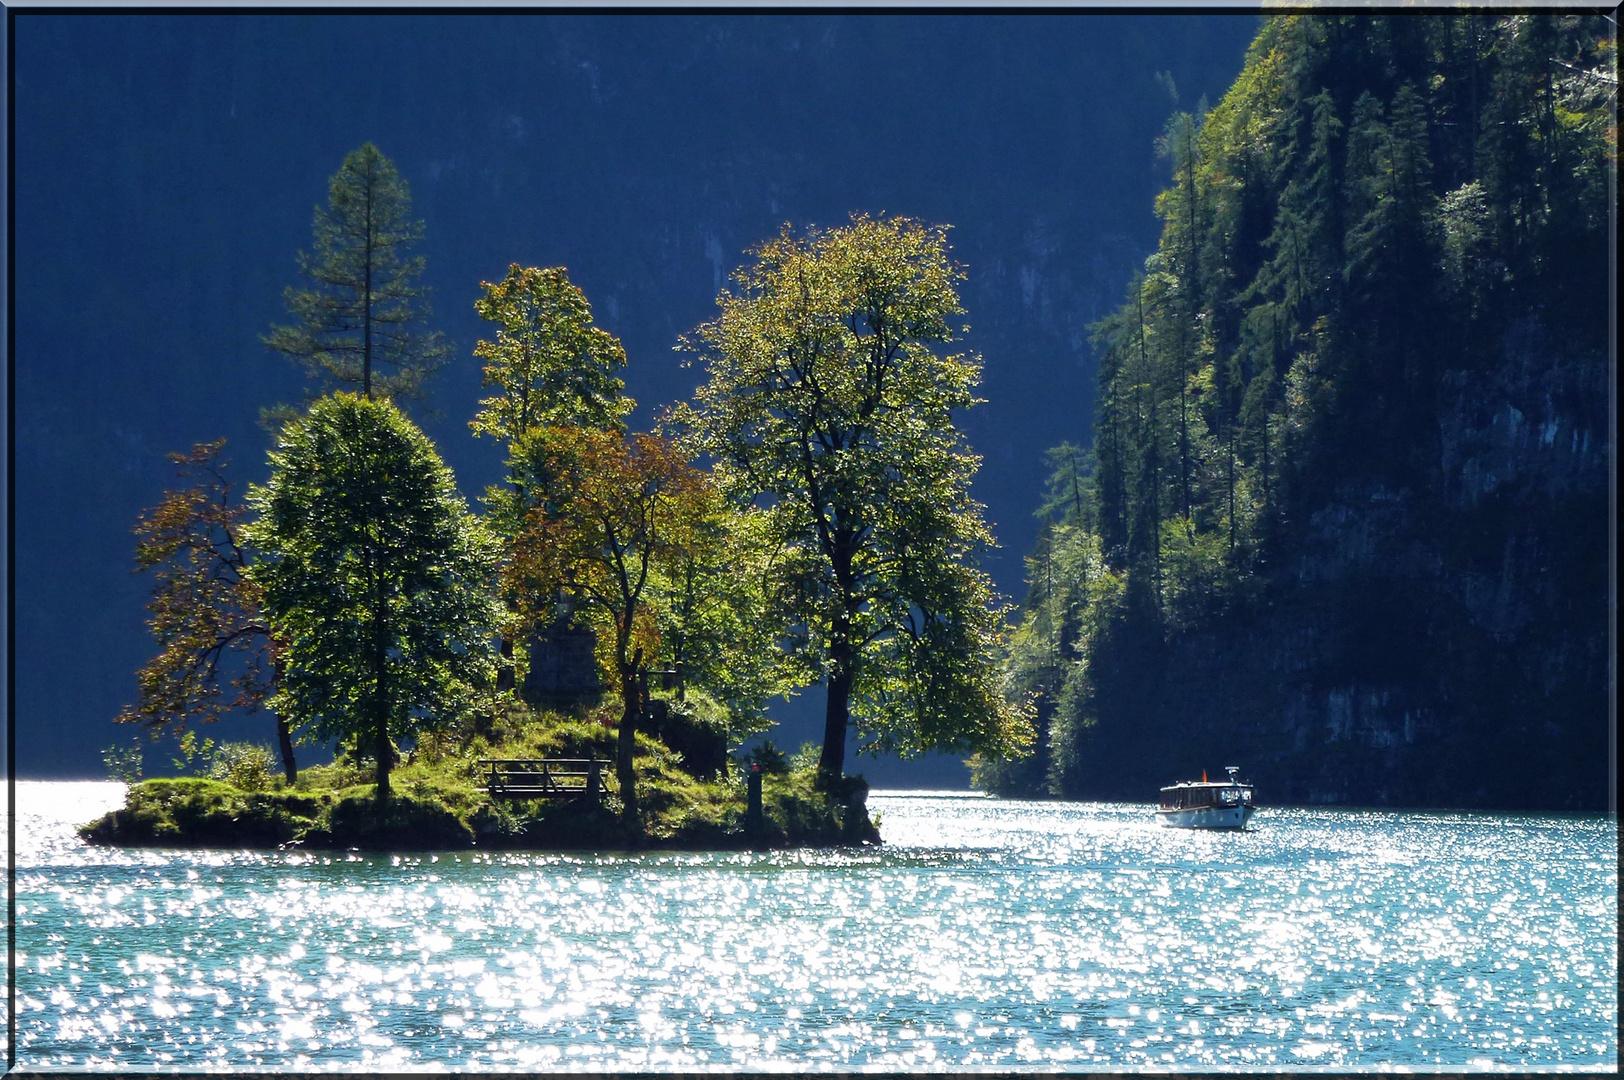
[9,781,1617,1071]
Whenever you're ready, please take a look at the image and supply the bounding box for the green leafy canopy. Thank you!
[245,393,500,799]
[673,213,1034,780]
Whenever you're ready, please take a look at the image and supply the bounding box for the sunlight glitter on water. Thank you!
[12,782,1618,1071]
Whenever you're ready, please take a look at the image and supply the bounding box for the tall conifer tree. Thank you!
[266,144,449,402]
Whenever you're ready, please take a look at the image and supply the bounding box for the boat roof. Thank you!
[1159,779,1252,791]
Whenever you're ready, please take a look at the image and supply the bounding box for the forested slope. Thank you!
[975,12,1614,810]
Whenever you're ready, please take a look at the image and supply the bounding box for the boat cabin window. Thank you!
[1160,779,1253,812]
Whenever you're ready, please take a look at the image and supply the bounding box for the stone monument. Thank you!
[520,622,601,710]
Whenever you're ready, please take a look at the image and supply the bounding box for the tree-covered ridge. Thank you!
[978,12,1614,809]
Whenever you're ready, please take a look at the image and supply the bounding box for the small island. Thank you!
[90,153,1025,852]
[81,718,879,852]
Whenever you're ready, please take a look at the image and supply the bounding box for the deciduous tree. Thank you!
[246,394,499,803]
[504,427,710,830]
[470,264,633,451]
[116,441,297,782]
[674,213,1033,790]
[469,264,635,690]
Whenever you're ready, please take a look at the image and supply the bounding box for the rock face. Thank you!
[1073,322,1609,812]
[1437,323,1609,512]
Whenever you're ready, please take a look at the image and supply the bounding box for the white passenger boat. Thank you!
[1157,766,1255,829]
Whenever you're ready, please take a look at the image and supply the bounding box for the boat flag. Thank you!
[1202,769,1207,782]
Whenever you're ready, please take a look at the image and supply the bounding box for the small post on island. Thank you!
[746,764,764,834]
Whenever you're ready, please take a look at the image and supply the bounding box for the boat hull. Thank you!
[1157,804,1254,830]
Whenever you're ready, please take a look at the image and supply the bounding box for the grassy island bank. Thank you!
[81,719,880,852]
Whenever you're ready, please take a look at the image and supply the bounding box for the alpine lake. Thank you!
[10,781,1617,1071]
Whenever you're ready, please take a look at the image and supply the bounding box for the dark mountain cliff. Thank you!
[978,11,1614,811]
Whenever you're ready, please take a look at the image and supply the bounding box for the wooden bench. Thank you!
[480,758,606,802]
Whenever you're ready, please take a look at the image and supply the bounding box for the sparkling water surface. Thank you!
[11,781,1617,1071]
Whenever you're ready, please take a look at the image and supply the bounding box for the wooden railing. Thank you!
[479,758,606,802]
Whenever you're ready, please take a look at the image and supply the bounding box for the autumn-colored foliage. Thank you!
[505,426,712,827]
[116,441,296,781]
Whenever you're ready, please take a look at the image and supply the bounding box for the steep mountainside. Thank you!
[977,12,1614,811]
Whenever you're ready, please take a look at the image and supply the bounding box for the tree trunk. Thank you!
[276,714,298,785]
[818,636,852,791]
[375,685,391,805]
[272,653,297,784]
[494,470,525,695]
[1261,413,1272,514]
[362,180,374,399]
[373,571,390,806]
[1227,432,1237,557]
[495,636,515,692]
[617,647,643,832]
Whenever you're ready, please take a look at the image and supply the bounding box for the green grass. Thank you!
[80,712,878,852]
[78,777,328,848]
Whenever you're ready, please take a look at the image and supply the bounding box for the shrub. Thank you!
[208,742,277,792]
